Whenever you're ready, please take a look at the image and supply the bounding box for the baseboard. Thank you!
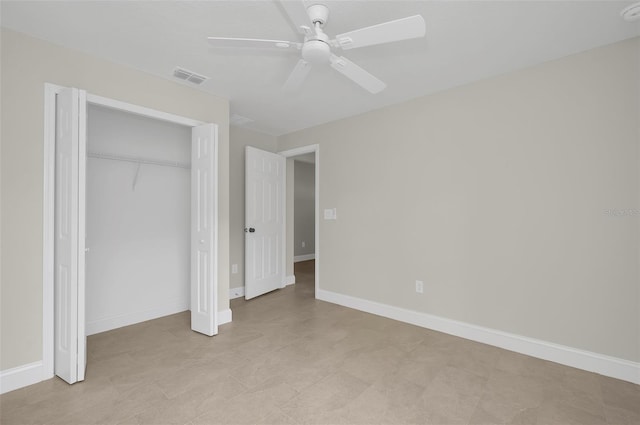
[316,289,640,385]
[294,254,315,262]
[86,299,189,335]
[0,361,44,394]
[229,286,245,299]
[219,308,232,325]
[231,279,295,298]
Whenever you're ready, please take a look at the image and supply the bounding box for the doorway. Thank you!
[242,144,319,300]
[291,154,316,296]
[281,145,319,296]
[42,84,219,384]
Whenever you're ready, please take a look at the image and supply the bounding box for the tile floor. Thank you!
[1,260,639,424]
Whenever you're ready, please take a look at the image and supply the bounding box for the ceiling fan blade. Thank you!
[334,15,426,50]
[279,0,314,36]
[207,37,300,50]
[329,54,386,94]
[283,59,311,91]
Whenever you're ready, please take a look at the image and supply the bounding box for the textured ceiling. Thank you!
[2,1,639,135]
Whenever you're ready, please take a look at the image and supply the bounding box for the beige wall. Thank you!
[279,38,640,362]
[228,126,278,290]
[0,29,230,370]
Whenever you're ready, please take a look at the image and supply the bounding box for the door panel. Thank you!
[54,87,86,384]
[191,124,218,336]
[77,89,87,381]
[245,147,285,299]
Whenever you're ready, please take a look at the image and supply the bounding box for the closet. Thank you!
[49,86,217,385]
[85,105,192,335]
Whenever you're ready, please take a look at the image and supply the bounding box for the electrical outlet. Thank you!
[302,241,306,248]
[323,208,337,220]
[231,264,238,274]
[415,280,424,294]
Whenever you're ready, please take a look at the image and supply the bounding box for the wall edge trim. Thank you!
[294,254,315,262]
[0,361,45,395]
[219,308,232,325]
[229,286,245,300]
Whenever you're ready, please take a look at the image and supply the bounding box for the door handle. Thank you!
[245,227,256,233]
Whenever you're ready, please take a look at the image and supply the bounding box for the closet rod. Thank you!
[87,151,190,169]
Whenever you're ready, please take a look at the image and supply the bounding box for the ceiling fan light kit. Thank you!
[207,1,426,94]
[301,39,330,64]
[301,20,331,65]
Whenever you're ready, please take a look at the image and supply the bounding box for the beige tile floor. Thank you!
[1,260,639,424]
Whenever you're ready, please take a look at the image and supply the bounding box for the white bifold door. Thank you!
[54,90,218,384]
[191,124,218,336]
[245,147,285,299]
[55,87,87,384]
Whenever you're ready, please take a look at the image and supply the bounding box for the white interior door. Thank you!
[190,124,218,336]
[245,147,285,299]
[54,87,87,384]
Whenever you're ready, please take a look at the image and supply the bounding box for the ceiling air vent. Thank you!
[230,114,254,126]
[172,67,209,85]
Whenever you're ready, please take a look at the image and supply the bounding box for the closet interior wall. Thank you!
[86,104,191,335]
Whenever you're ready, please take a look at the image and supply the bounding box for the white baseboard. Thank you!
[229,286,245,299]
[316,289,640,385]
[86,299,188,335]
[233,279,295,297]
[294,254,315,262]
[219,308,232,325]
[0,361,44,394]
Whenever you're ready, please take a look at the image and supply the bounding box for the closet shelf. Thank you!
[87,151,190,169]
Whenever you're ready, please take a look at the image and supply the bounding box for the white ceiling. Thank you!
[2,1,638,136]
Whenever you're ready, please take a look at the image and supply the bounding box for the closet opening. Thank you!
[85,104,192,336]
[43,84,219,385]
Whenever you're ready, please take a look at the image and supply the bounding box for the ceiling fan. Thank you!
[207,1,426,94]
